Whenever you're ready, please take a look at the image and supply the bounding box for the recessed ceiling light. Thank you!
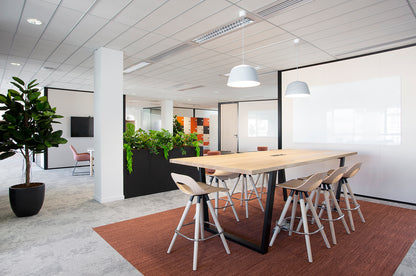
[123,61,151,73]
[10,62,21,66]
[27,18,42,25]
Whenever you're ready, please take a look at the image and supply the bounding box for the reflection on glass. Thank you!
[293,76,401,145]
[248,110,276,137]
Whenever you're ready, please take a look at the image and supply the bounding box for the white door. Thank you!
[221,103,238,153]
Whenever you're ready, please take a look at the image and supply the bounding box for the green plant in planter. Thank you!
[123,123,201,174]
[0,77,67,216]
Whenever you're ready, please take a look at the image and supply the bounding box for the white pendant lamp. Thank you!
[285,38,310,97]
[227,11,260,88]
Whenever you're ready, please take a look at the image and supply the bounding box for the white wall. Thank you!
[47,88,94,169]
[282,46,416,204]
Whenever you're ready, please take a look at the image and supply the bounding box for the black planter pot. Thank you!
[123,147,201,198]
[9,183,45,217]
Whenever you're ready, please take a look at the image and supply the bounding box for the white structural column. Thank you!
[94,47,124,203]
[161,99,173,133]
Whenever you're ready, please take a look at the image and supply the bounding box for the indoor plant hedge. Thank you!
[123,123,202,198]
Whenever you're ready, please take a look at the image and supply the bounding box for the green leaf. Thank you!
[28,91,41,101]
[27,79,37,88]
[10,82,24,92]
[8,89,21,98]
[12,77,25,86]
[0,151,16,160]
[0,94,6,103]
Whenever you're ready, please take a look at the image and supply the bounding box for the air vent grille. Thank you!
[148,43,194,63]
[192,17,254,44]
[257,0,312,18]
[177,85,204,91]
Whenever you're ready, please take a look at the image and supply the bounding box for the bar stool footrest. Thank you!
[175,221,223,242]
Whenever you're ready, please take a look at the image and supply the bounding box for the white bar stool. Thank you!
[168,173,230,271]
[227,174,264,218]
[297,167,351,244]
[269,172,331,263]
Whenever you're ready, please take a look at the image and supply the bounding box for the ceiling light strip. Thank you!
[192,17,254,44]
[257,0,312,18]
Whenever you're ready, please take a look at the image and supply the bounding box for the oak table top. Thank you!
[170,149,357,174]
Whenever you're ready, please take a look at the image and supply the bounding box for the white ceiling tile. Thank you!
[61,0,95,13]
[47,43,78,63]
[236,0,286,12]
[17,0,59,37]
[64,47,93,66]
[155,0,231,37]
[113,0,167,26]
[132,38,183,60]
[0,0,25,33]
[30,39,59,60]
[42,7,85,42]
[84,21,131,50]
[64,14,108,46]
[105,27,148,50]
[123,32,166,56]
[0,30,14,55]
[89,0,132,20]
[9,34,38,57]
[134,0,202,32]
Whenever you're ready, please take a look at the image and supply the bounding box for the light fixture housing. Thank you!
[227,64,260,88]
[10,62,21,66]
[123,62,150,73]
[285,81,310,97]
[26,18,42,25]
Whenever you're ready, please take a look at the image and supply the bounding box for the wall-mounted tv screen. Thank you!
[71,116,94,137]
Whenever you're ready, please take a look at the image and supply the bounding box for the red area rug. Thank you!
[94,189,416,275]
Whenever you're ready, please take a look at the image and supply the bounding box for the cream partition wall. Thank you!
[282,46,416,204]
[46,88,94,169]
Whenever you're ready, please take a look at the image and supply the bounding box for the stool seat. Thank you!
[177,180,228,195]
[212,170,240,180]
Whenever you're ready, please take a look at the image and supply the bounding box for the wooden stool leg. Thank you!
[329,187,350,234]
[168,196,194,254]
[199,201,205,239]
[205,195,230,254]
[346,182,365,223]
[307,197,331,249]
[289,192,299,236]
[342,182,355,231]
[299,194,312,262]
[270,191,293,246]
[296,190,316,232]
[324,190,337,245]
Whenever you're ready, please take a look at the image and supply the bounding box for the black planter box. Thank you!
[123,147,201,198]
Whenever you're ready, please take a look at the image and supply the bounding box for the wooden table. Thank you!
[170,149,357,254]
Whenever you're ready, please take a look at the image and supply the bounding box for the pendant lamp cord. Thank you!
[296,39,299,80]
[242,21,245,64]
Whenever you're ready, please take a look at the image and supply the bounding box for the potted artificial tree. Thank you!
[0,77,67,217]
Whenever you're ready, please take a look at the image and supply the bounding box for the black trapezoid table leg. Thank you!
[336,157,346,201]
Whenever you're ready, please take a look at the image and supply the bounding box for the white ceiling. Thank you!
[1,0,415,109]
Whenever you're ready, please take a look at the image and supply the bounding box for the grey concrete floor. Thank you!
[0,154,415,275]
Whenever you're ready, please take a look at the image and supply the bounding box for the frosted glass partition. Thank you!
[293,76,401,145]
[195,109,217,117]
[238,100,278,152]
